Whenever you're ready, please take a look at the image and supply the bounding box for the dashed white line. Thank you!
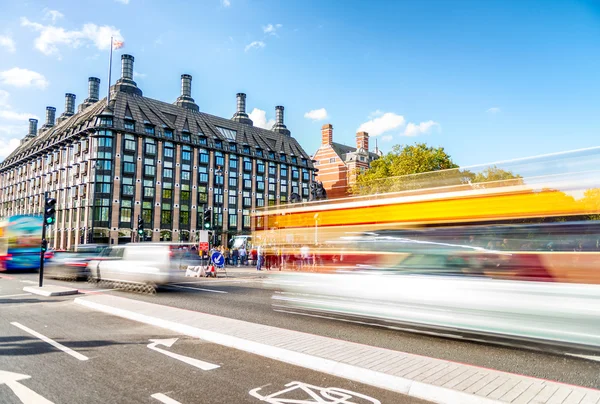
[167,284,227,294]
[151,393,181,404]
[10,322,89,361]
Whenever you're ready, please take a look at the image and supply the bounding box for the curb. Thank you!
[74,296,498,404]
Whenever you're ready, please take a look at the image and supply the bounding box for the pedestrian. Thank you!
[232,247,239,267]
[256,245,263,271]
[239,245,247,266]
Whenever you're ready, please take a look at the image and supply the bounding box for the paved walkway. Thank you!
[75,294,600,404]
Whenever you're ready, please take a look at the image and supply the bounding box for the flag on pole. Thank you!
[113,39,124,50]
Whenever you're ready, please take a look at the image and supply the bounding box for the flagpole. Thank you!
[107,36,113,107]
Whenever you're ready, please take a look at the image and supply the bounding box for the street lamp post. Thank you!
[215,166,223,247]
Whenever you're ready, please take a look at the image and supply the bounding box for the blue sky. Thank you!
[0,0,599,166]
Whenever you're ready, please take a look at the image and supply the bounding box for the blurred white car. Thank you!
[87,243,184,286]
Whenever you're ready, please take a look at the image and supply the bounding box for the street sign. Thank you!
[211,251,225,267]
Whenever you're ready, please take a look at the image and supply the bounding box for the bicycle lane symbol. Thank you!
[249,381,381,404]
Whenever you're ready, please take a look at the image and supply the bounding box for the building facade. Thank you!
[0,54,315,249]
[312,124,382,199]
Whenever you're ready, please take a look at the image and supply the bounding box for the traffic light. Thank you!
[203,208,212,229]
[137,215,144,236]
[44,196,56,226]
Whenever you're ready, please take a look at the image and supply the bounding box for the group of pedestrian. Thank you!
[214,245,249,267]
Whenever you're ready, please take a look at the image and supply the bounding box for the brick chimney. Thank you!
[321,124,333,145]
[356,131,369,151]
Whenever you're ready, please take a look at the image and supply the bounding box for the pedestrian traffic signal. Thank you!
[44,197,56,226]
[137,215,144,236]
[203,208,212,229]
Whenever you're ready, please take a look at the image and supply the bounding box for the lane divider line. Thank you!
[165,284,227,294]
[151,393,181,404]
[0,293,32,299]
[10,322,89,361]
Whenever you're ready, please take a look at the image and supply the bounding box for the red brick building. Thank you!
[312,124,382,199]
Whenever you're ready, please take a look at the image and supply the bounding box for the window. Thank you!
[215,152,224,167]
[199,149,209,164]
[229,143,237,152]
[329,157,336,163]
[281,165,288,178]
[198,185,208,203]
[243,158,252,172]
[302,169,309,181]
[181,171,190,181]
[120,200,132,223]
[229,213,237,227]
[164,129,173,139]
[144,187,154,198]
[95,183,111,193]
[243,191,251,207]
[96,160,112,171]
[359,156,366,162]
[181,190,190,201]
[161,210,172,225]
[214,140,222,149]
[291,156,298,164]
[229,177,237,187]
[99,116,113,127]
[302,158,308,166]
[164,145,174,159]
[243,145,250,154]
[292,169,299,180]
[229,157,238,169]
[97,137,112,148]
[145,125,155,135]
[256,149,263,157]
[280,154,286,162]
[228,195,237,206]
[257,161,265,174]
[198,136,207,146]
[163,168,173,179]
[124,121,135,131]
[243,173,251,189]
[268,164,276,176]
[182,150,191,161]
[144,165,156,177]
[145,142,156,155]
[215,126,237,141]
[162,189,172,199]
[214,173,224,186]
[243,210,251,228]
[268,151,275,160]
[181,133,191,142]
[123,162,135,174]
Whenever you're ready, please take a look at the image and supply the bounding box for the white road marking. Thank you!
[147,338,220,370]
[20,280,38,284]
[167,284,227,294]
[11,322,89,361]
[566,353,600,362]
[0,370,55,404]
[151,393,181,404]
[0,293,31,298]
[79,288,118,294]
[249,381,381,404]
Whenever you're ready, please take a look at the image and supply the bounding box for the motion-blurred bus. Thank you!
[0,215,43,271]
[252,147,600,284]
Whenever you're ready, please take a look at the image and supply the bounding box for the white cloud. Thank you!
[0,35,16,53]
[0,110,38,121]
[115,0,130,3]
[248,108,275,129]
[486,107,501,114]
[0,68,49,89]
[263,23,282,35]
[244,41,265,52]
[381,135,393,142]
[0,90,9,107]
[0,137,21,159]
[43,9,64,23]
[304,108,328,121]
[357,112,405,136]
[133,71,147,79]
[403,120,440,137]
[221,0,231,7]
[21,17,124,58]
[368,109,383,119]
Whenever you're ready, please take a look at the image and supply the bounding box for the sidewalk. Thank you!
[74,294,600,404]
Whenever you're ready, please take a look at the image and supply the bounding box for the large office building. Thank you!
[0,54,315,249]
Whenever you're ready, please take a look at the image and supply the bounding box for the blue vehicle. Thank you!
[0,215,43,271]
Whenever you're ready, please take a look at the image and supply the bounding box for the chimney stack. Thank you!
[174,73,199,111]
[321,124,333,146]
[28,119,38,137]
[121,54,134,80]
[271,105,290,136]
[87,77,100,102]
[43,106,56,129]
[181,74,192,98]
[356,131,369,151]
[231,93,253,125]
[64,93,76,115]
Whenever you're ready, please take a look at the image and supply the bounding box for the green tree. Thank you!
[461,165,523,188]
[351,143,458,195]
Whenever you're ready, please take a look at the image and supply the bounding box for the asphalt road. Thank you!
[0,278,425,404]
[3,270,600,391]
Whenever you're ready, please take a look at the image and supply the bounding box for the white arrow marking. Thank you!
[151,393,182,404]
[11,322,89,361]
[147,338,220,371]
[0,370,54,404]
